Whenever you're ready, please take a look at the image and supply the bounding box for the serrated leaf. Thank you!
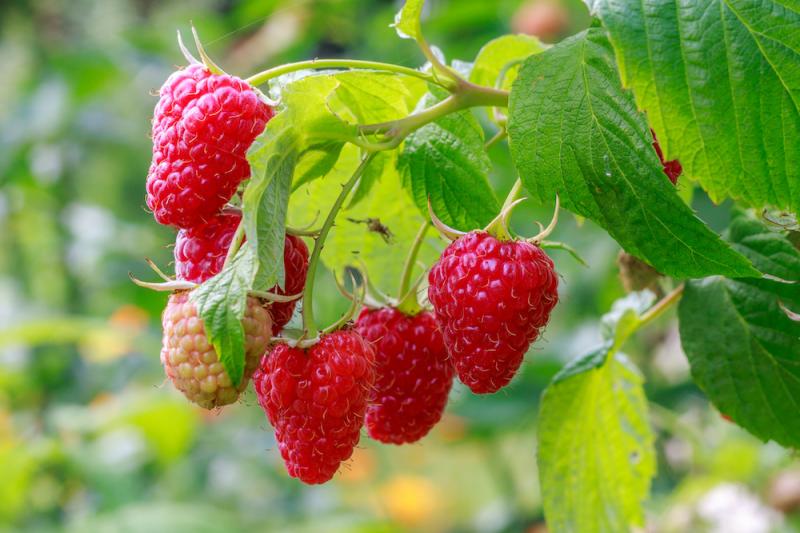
[507,28,759,279]
[601,290,657,347]
[393,0,425,41]
[588,0,800,215]
[288,145,441,294]
[189,246,257,387]
[398,91,500,230]
[470,34,545,91]
[331,71,427,124]
[292,141,344,193]
[539,346,655,533]
[348,150,392,208]
[679,210,800,447]
[244,113,298,291]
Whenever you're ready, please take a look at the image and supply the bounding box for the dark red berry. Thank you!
[651,129,682,185]
[355,307,454,444]
[269,234,309,335]
[173,211,308,334]
[253,330,376,484]
[146,64,273,228]
[428,232,558,394]
[174,210,240,284]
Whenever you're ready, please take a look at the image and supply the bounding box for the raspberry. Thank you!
[173,212,308,335]
[428,232,558,394]
[174,210,240,283]
[146,64,273,228]
[253,330,375,484]
[651,129,682,184]
[268,234,309,335]
[355,307,454,444]
[160,292,272,409]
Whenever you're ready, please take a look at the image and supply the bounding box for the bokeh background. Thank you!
[2,1,799,532]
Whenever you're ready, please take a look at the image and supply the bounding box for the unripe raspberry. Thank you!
[253,330,375,484]
[355,307,454,444]
[428,231,558,394]
[160,292,272,409]
[173,212,308,334]
[146,64,273,228]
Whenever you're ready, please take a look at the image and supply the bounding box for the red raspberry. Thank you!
[173,211,308,334]
[253,330,376,484]
[160,292,272,409]
[268,234,309,335]
[428,232,558,394]
[146,64,273,228]
[355,307,454,444]
[174,210,240,284]
[650,129,682,184]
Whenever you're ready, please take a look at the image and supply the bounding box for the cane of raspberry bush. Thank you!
[253,330,375,484]
[160,291,272,409]
[428,232,558,394]
[146,64,273,228]
[355,306,454,444]
[173,211,308,334]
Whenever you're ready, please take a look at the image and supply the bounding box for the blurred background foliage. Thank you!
[1,0,799,532]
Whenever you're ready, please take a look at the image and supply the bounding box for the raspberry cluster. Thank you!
[428,231,559,394]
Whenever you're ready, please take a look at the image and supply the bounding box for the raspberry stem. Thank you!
[245,59,442,87]
[396,222,429,315]
[302,152,376,339]
[222,220,246,269]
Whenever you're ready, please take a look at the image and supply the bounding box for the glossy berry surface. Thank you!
[355,307,454,444]
[651,129,682,185]
[174,210,240,283]
[269,234,309,335]
[428,232,558,394]
[161,292,272,409]
[146,64,273,228]
[253,330,375,484]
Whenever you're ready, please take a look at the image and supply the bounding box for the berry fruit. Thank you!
[269,234,309,335]
[173,211,308,334]
[355,306,454,444]
[253,330,375,484]
[174,210,240,284]
[147,64,273,228]
[160,292,272,409]
[651,129,682,185]
[428,232,558,394]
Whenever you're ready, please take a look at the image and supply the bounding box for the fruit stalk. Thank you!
[396,222,429,315]
[245,59,441,87]
[302,152,376,339]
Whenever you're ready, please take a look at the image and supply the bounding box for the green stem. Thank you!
[484,128,507,150]
[245,59,439,87]
[396,223,429,315]
[500,178,523,212]
[357,85,509,149]
[302,152,375,339]
[638,284,684,329]
[222,221,245,269]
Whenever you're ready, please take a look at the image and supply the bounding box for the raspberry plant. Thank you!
[135,1,800,529]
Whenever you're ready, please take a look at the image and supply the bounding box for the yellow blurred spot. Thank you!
[380,475,439,527]
[338,446,376,483]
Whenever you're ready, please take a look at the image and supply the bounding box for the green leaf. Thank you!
[470,34,545,91]
[393,0,425,41]
[190,246,257,387]
[331,71,427,124]
[588,0,800,215]
[288,145,441,294]
[292,141,344,192]
[539,346,655,533]
[245,113,298,291]
[678,210,800,447]
[398,91,500,230]
[507,28,759,279]
[601,290,657,348]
